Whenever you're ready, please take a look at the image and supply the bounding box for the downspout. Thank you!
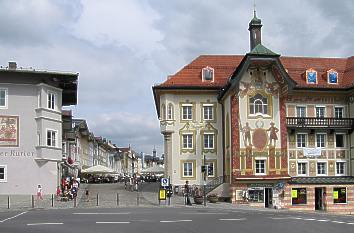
[221,101,226,183]
[348,98,352,177]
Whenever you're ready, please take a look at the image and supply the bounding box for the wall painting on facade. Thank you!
[0,116,19,147]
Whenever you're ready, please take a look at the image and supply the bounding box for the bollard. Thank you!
[74,197,77,208]
[51,194,54,207]
[116,193,119,206]
[96,193,99,206]
[7,196,10,209]
[136,192,139,206]
[31,195,34,208]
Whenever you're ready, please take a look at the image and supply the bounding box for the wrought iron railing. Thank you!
[286,117,354,129]
[204,176,224,194]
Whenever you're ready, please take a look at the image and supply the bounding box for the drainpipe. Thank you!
[348,98,352,176]
[221,102,226,183]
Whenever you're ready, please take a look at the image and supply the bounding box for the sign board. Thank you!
[333,191,338,199]
[159,189,166,200]
[303,148,321,158]
[161,178,169,187]
[292,190,298,198]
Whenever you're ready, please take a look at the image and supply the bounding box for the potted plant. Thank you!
[207,193,219,203]
[193,195,204,204]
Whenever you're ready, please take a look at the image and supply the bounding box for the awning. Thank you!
[81,165,116,174]
[141,166,164,174]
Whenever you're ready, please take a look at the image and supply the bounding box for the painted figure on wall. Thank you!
[241,122,252,147]
[267,122,279,147]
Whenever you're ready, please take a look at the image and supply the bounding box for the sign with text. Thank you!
[333,191,338,199]
[303,148,322,158]
[292,190,298,198]
[0,116,19,147]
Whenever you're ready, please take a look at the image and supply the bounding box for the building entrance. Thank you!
[315,188,324,210]
[265,188,273,208]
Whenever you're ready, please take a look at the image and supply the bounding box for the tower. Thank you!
[248,8,262,51]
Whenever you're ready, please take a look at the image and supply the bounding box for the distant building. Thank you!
[0,62,78,194]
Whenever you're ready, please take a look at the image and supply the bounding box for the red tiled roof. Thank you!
[156,55,354,89]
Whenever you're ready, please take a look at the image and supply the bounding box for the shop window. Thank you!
[292,188,307,205]
[248,189,264,203]
[333,187,347,204]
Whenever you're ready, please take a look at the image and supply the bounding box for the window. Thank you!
[297,134,306,148]
[0,88,8,108]
[317,162,327,175]
[182,134,193,149]
[316,134,326,148]
[167,104,173,120]
[336,162,345,175]
[204,133,214,149]
[47,130,57,147]
[292,188,307,205]
[249,93,268,115]
[47,92,55,110]
[296,106,306,117]
[328,70,338,84]
[297,162,307,176]
[334,107,344,119]
[333,187,347,204]
[203,105,213,120]
[202,66,214,81]
[335,134,344,148]
[182,105,192,120]
[206,162,215,177]
[255,159,266,175]
[0,165,7,182]
[316,107,325,118]
[306,69,317,84]
[161,104,166,120]
[183,162,193,177]
[248,189,264,203]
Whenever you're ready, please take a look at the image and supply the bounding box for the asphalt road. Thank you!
[1,207,354,233]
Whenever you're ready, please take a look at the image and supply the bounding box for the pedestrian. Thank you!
[37,184,43,200]
[56,186,61,201]
[184,181,192,206]
[85,189,90,202]
[124,176,127,190]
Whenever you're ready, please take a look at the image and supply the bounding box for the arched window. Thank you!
[161,104,166,120]
[250,93,268,115]
[167,104,174,120]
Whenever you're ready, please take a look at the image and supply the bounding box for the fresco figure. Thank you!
[267,122,279,147]
[241,122,252,147]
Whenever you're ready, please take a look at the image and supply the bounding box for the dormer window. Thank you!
[306,69,317,84]
[202,66,214,81]
[249,93,268,115]
[327,69,338,84]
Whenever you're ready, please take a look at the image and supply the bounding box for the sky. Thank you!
[0,0,353,156]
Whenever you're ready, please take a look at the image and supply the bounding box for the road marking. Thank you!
[96,222,130,224]
[0,212,27,223]
[160,220,192,223]
[346,223,354,225]
[182,212,226,215]
[317,219,330,222]
[331,221,345,224]
[270,217,292,220]
[304,218,316,221]
[293,217,303,220]
[73,212,130,215]
[27,223,63,226]
[219,218,246,221]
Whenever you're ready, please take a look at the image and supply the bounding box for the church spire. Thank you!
[248,2,262,51]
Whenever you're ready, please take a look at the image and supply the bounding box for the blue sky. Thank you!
[0,0,353,156]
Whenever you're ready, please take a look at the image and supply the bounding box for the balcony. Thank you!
[286,117,354,131]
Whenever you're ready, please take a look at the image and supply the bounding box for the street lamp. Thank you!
[203,154,207,206]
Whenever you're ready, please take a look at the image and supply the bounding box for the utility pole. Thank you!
[203,154,207,206]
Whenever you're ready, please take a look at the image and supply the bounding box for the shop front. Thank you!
[284,177,354,213]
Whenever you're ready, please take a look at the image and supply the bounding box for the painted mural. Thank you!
[0,116,19,147]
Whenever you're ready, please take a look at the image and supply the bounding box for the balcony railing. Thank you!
[286,117,354,130]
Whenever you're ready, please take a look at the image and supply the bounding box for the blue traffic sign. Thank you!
[161,178,169,187]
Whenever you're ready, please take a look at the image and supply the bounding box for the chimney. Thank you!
[248,9,262,51]
[8,61,17,70]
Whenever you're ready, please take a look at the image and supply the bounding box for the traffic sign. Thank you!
[161,178,169,187]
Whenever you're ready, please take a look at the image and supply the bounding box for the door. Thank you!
[315,188,323,210]
[265,188,273,208]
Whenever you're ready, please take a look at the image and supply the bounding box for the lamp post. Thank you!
[203,154,207,206]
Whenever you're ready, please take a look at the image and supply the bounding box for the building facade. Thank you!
[0,62,78,194]
[153,13,354,212]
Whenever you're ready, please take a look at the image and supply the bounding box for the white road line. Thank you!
[293,217,303,220]
[182,212,226,215]
[270,217,291,220]
[219,218,246,221]
[96,222,130,224]
[331,221,345,224]
[304,218,316,221]
[73,212,130,215]
[346,223,354,225]
[0,211,27,223]
[160,220,193,223]
[27,223,63,226]
[317,219,330,222]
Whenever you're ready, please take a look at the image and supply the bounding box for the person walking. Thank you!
[184,181,192,206]
[37,184,43,200]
